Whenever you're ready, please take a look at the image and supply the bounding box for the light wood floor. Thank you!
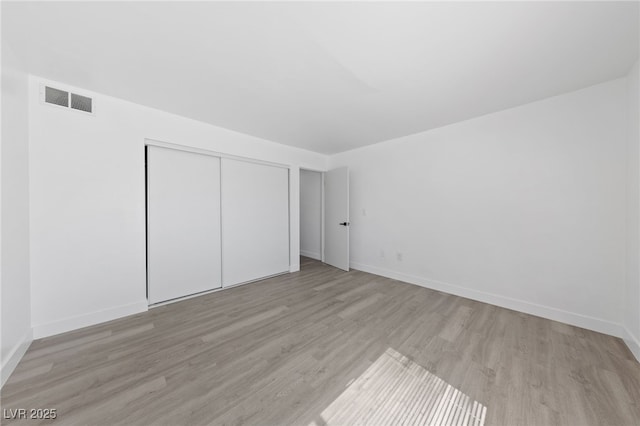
[2,257,639,425]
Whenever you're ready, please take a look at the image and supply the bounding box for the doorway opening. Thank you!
[300,167,350,271]
[300,169,323,269]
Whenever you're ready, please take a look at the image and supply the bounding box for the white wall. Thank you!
[1,40,32,385]
[300,169,323,260]
[28,76,327,338]
[625,59,640,361]
[331,78,628,337]
[17,72,640,358]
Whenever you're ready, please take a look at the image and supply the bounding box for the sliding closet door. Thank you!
[147,146,222,304]
[221,159,289,287]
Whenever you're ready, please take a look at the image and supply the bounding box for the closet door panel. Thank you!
[221,159,289,287]
[147,146,222,304]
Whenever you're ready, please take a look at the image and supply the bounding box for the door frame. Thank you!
[144,138,293,306]
[146,139,290,169]
[299,167,326,263]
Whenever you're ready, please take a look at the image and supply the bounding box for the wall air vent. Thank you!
[70,93,92,113]
[45,86,69,107]
[43,85,94,114]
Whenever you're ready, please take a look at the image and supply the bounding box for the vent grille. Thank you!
[44,85,93,114]
[45,86,69,107]
[71,93,92,113]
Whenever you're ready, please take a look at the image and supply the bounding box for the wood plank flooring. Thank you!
[2,257,639,425]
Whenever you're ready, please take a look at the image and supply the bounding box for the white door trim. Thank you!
[145,138,290,170]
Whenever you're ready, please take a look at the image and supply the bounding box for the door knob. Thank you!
[339,222,350,226]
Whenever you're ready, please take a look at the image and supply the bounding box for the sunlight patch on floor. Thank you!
[310,348,487,426]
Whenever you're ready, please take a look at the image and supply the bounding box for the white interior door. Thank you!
[324,167,349,271]
[147,146,222,304]
[221,158,290,287]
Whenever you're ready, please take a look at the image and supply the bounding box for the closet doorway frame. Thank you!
[144,138,292,307]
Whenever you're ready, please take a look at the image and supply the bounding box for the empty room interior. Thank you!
[2,1,640,425]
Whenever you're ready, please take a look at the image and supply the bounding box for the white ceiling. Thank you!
[4,1,639,154]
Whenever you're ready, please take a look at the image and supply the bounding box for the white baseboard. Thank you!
[350,261,626,339]
[300,250,322,261]
[1,329,33,388]
[622,326,640,363]
[32,301,148,339]
[290,263,300,273]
